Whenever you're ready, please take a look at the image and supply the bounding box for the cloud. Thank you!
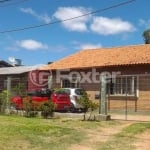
[72,41,102,50]
[79,43,102,49]
[53,7,91,32]
[90,17,136,35]
[16,39,48,50]
[20,8,50,23]
[139,19,150,28]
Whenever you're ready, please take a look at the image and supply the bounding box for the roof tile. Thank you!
[43,44,150,70]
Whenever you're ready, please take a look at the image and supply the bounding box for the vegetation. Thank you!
[12,83,27,97]
[143,29,150,44]
[0,90,11,113]
[78,91,99,120]
[40,101,56,118]
[22,96,39,117]
[0,115,149,150]
[98,122,150,150]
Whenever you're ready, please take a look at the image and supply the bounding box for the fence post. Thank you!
[5,77,12,114]
[7,77,11,102]
[125,76,128,120]
[100,74,107,115]
[96,74,110,121]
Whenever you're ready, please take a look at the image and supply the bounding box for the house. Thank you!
[0,66,50,93]
[42,44,150,110]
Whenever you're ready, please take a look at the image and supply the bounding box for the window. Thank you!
[61,79,73,88]
[108,76,138,96]
[61,78,80,88]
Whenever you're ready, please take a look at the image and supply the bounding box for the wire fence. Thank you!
[107,74,150,121]
[0,77,27,114]
[0,74,150,121]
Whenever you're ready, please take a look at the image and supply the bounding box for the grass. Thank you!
[0,116,81,150]
[0,115,119,150]
[0,115,149,150]
[98,122,150,150]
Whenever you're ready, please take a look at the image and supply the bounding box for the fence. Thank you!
[0,74,149,121]
[0,77,28,113]
[107,74,150,121]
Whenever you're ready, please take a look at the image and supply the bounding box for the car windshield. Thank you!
[75,89,84,95]
[63,89,71,95]
[54,89,68,95]
[27,89,51,97]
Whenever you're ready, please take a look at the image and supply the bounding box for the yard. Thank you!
[0,115,149,150]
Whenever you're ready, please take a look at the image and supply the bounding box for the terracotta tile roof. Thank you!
[42,44,150,70]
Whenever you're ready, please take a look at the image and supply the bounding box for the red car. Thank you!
[11,89,71,111]
[10,96,23,110]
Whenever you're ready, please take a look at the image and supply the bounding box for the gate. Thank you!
[107,74,150,121]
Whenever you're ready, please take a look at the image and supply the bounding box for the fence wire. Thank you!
[107,74,150,121]
[0,75,150,121]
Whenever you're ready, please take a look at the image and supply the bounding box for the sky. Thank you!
[0,0,150,66]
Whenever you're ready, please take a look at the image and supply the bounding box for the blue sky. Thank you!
[0,0,150,65]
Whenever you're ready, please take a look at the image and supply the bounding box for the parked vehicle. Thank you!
[10,96,23,110]
[63,88,85,112]
[11,89,71,111]
[51,89,71,111]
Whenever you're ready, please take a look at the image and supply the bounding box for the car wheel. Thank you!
[70,104,76,113]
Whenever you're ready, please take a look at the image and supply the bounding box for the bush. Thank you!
[78,91,99,120]
[40,101,56,119]
[0,90,11,113]
[22,96,38,117]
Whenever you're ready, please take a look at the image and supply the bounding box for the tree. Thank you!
[143,29,150,44]
[78,91,99,121]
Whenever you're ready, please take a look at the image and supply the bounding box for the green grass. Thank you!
[98,122,150,150]
[0,115,119,150]
[0,115,149,150]
[0,116,83,150]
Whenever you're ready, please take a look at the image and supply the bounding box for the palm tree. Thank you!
[143,29,150,44]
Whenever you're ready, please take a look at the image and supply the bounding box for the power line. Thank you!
[0,0,13,2]
[0,0,136,34]
[0,0,28,7]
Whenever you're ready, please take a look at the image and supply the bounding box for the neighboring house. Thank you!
[42,44,150,110]
[0,60,12,67]
[0,66,49,93]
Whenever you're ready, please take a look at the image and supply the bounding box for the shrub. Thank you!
[40,101,56,119]
[22,96,38,117]
[0,90,11,113]
[78,91,99,120]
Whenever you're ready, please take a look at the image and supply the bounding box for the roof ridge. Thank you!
[80,43,149,51]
